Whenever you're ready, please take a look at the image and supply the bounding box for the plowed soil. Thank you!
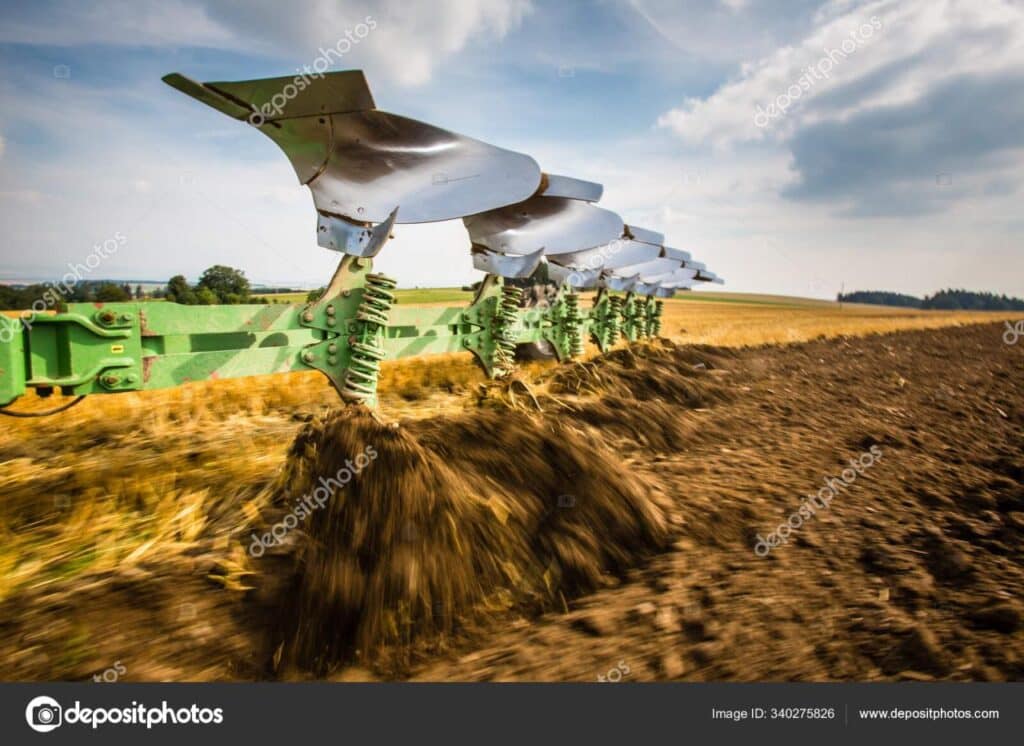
[1,322,1021,681]
[408,323,1024,681]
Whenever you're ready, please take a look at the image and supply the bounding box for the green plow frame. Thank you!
[0,259,665,412]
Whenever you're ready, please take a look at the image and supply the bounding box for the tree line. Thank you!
[0,266,263,311]
[838,289,1024,311]
[0,281,143,310]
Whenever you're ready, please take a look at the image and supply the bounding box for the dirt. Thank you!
[255,407,669,675]
[408,323,1024,681]
[1,322,1021,681]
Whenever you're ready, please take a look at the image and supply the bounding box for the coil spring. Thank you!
[342,272,396,403]
[606,295,623,347]
[342,341,387,402]
[493,284,522,374]
[640,298,656,339]
[564,292,585,357]
[355,272,397,326]
[623,296,640,341]
[650,300,664,337]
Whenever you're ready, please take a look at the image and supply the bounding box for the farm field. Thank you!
[254,287,476,305]
[0,293,1021,682]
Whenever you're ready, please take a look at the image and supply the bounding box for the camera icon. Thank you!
[25,696,62,732]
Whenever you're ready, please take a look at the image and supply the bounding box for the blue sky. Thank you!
[0,0,1022,297]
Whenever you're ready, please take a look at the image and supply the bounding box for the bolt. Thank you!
[302,311,314,323]
[327,343,338,354]
[327,356,338,366]
[463,339,471,347]
[118,313,133,323]
[124,374,137,384]
[326,305,336,316]
[98,311,116,325]
[301,351,314,363]
[101,375,120,387]
[327,318,336,327]
[341,290,351,298]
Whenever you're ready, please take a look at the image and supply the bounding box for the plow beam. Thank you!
[0,273,564,411]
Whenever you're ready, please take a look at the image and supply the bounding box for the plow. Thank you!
[0,70,721,413]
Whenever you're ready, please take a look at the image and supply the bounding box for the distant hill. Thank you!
[839,289,1024,311]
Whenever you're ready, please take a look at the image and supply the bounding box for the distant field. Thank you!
[237,287,838,307]
[255,287,472,305]
[655,292,1020,346]
[666,290,836,307]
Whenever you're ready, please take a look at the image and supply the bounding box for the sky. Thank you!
[0,0,1022,297]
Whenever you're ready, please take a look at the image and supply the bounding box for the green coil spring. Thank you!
[342,272,396,403]
[637,298,652,339]
[342,341,387,402]
[355,272,397,326]
[649,300,664,337]
[606,295,623,347]
[493,284,523,375]
[622,296,634,337]
[622,295,641,341]
[564,291,585,357]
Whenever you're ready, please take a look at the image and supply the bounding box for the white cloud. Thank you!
[360,0,532,85]
[0,0,234,48]
[657,0,1024,148]
[629,0,825,65]
[0,0,533,87]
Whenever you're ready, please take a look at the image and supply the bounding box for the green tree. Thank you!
[67,282,95,302]
[197,265,250,304]
[0,285,21,311]
[306,286,326,302]
[94,283,132,302]
[165,275,197,305]
[194,287,218,305]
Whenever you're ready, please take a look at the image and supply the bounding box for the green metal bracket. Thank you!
[458,274,508,378]
[620,292,643,342]
[589,289,623,352]
[646,298,664,338]
[24,306,141,394]
[296,254,389,406]
[540,288,587,362]
[0,316,26,406]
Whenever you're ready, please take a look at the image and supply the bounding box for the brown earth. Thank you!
[408,323,1024,681]
[1,322,1021,681]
